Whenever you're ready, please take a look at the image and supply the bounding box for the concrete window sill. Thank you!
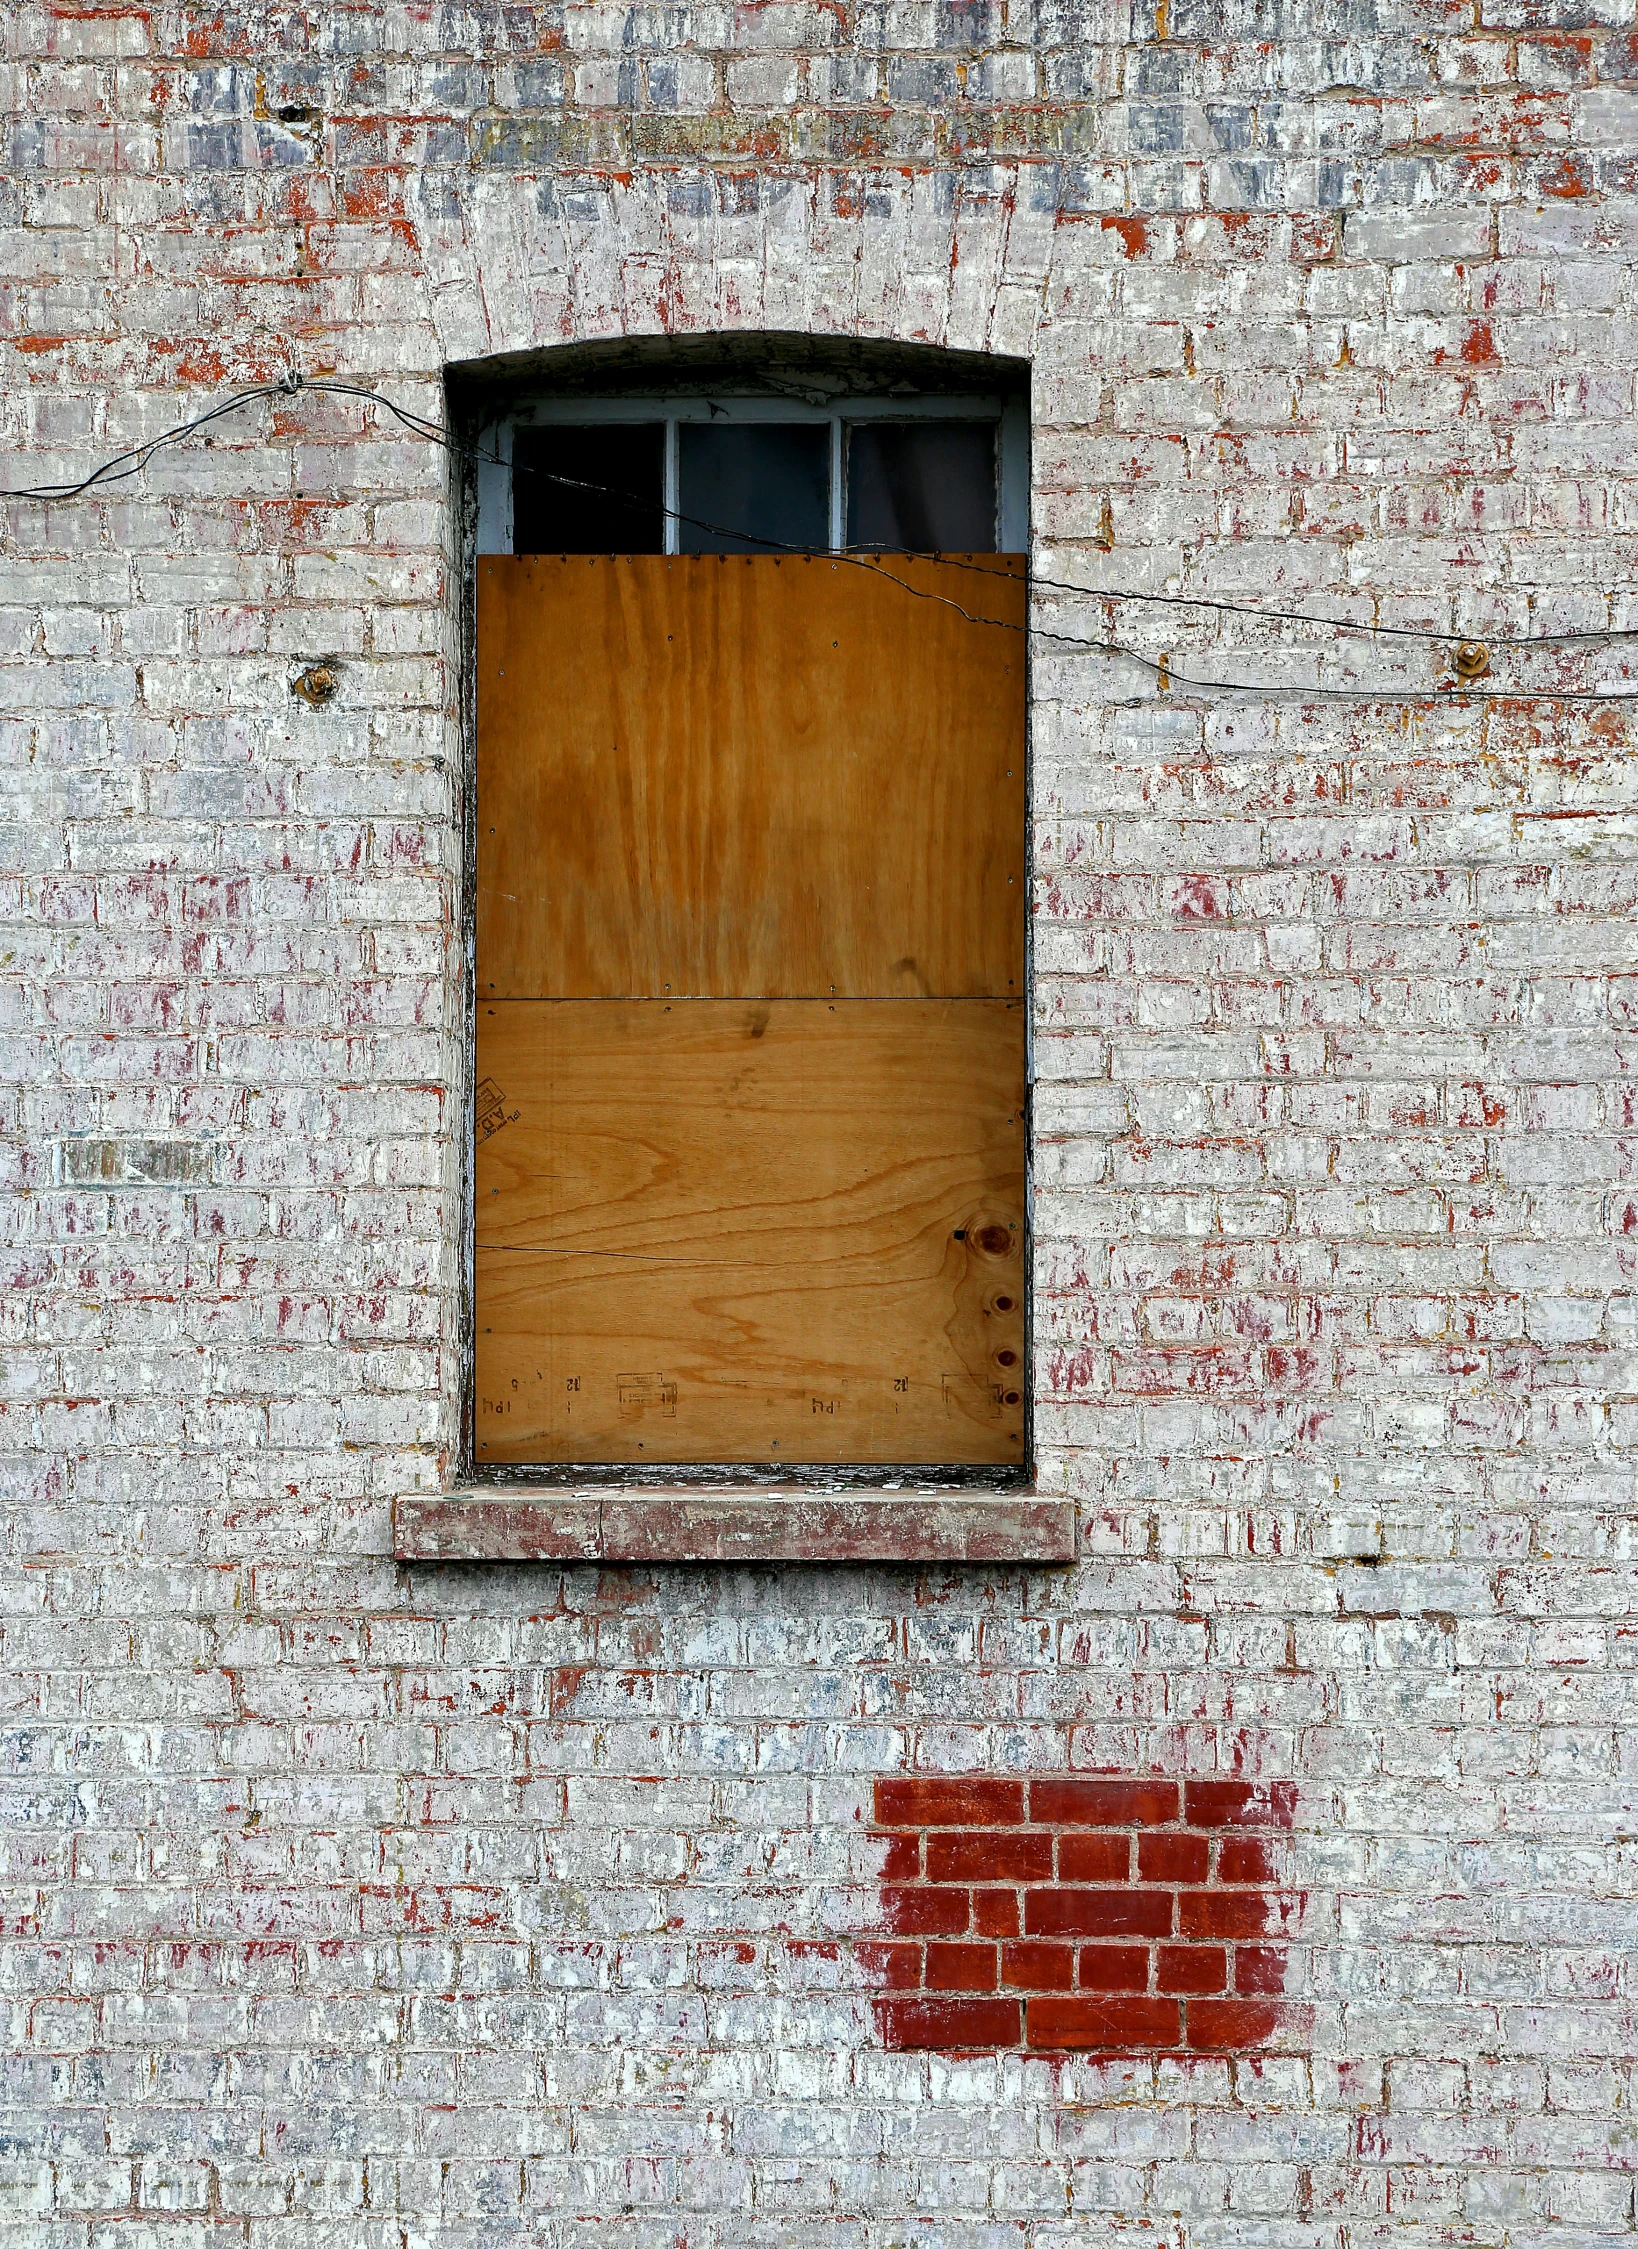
[394,1488,1076,1564]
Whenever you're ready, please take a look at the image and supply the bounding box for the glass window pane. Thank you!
[677,423,829,554]
[846,420,997,553]
[513,423,666,553]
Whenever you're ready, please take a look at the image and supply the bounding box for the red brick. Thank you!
[1031,1778,1179,1827]
[876,1778,1025,1827]
[1158,1943,1226,1994]
[925,1942,998,1991]
[1137,1833,1208,1883]
[1183,1780,1297,1828]
[1001,1941,1074,1990]
[1217,1837,1277,1883]
[1184,1997,1281,2051]
[926,1830,1052,1884]
[972,1888,1020,1937]
[879,1885,970,1936]
[862,1769,1302,2062]
[1027,1995,1181,2051]
[878,1831,922,1880]
[1057,1833,1129,1882]
[877,1995,1022,2051]
[1178,1890,1280,1941]
[1076,1944,1149,1993]
[1026,1888,1173,1939]
[856,1941,923,1989]
[1235,1945,1289,1995]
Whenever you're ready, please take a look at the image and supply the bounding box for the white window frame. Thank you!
[477,392,1030,556]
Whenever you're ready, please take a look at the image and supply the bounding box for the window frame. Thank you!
[395,362,1072,1562]
[476,391,1031,557]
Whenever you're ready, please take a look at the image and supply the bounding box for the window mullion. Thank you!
[664,419,680,555]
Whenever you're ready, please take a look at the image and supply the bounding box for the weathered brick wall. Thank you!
[5,1,1638,2240]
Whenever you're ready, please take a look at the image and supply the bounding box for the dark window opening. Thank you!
[678,423,830,554]
[846,421,997,553]
[514,423,666,554]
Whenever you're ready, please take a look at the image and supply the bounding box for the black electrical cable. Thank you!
[503,447,1636,703]
[0,376,305,501]
[299,378,1638,664]
[865,544,1636,653]
[409,400,1638,703]
[4,371,1637,701]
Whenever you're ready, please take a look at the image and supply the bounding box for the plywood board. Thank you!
[476,554,1025,1001]
[473,998,1025,1464]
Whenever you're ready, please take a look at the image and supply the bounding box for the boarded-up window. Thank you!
[473,550,1025,1469]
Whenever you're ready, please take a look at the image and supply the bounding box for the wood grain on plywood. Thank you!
[476,554,1025,1001]
[473,998,1024,1464]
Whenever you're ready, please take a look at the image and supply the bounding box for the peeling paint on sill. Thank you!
[394,1489,1077,1563]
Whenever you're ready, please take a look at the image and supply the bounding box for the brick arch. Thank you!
[410,164,1062,368]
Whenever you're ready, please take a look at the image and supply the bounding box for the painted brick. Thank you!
[4,0,1636,2231]
[1139,1833,1210,1882]
[1183,1781,1299,1829]
[971,1887,1021,1937]
[1002,1940,1075,1990]
[923,1942,999,1991]
[1185,1998,1288,2053]
[1158,1943,1228,1995]
[879,1885,973,1937]
[1074,1943,1150,1992]
[1177,1890,1289,1942]
[1217,1836,1278,1884]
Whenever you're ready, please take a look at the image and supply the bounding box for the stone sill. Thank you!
[394,1488,1076,1564]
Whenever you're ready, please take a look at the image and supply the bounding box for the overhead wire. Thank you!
[3,370,1636,701]
[342,381,1638,685]
[874,544,1637,652]
[0,377,308,502]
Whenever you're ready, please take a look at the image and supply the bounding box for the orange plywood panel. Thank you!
[472,998,1025,1464]
[476,554,1025,1001]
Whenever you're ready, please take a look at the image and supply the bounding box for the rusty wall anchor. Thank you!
[291,662,340,707]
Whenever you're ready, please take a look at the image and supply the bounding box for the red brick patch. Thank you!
[876,1777,1025,1825]
[877,1995,1022,2049]
[1027,1994,1181,2050]
[868,1772,1306,2055]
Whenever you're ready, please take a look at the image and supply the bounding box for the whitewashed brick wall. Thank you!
[4,1,1638,2240]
